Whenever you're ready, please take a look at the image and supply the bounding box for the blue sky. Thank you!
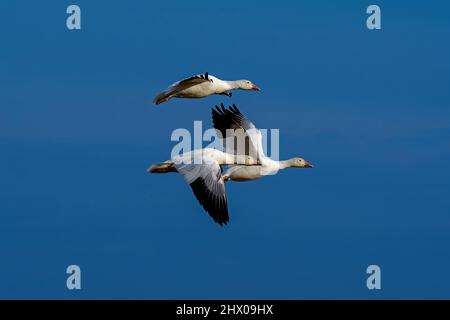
[1,0,450,299]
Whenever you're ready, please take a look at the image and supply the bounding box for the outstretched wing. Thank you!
[212,104,265,162]
[175,155,229,226]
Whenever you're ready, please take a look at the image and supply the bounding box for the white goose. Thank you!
[153,72,260,105]
[212,104,314,182]
[148,148,256,225]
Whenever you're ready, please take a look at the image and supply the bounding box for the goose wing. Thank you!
[174,155,229,226]
[176,72,213,86]
[212,104,265,162]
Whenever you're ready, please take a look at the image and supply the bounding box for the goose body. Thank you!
[222,158,283,181]
[153,72,260,105]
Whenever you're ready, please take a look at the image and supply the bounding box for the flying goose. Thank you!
[212,104,314,182]
[153,72,260,105]
[148,148,256,225]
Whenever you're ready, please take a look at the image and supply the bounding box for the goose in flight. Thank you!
[148,148,257,225]
[153,72,260,105]
[212,104,314,182]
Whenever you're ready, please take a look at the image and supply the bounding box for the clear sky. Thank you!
[1,0,450,299]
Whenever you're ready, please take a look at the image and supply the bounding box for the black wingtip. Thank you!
[190,177,229,227]
[213,214,229,226]
[212,104,224,116]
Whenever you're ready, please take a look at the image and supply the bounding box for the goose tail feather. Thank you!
[147,161,177,173]
[153,90,173,105]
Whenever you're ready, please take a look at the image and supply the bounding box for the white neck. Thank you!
[223,80,240,90]
[260,157,287,170]
[278,160,291,170]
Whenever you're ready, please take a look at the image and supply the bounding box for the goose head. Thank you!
[288,157,314,168]
[236,80,260,91]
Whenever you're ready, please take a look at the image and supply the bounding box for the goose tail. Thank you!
[147,161,177,173]
[153,90,173,105]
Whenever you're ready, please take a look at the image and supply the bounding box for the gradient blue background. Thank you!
[1,0,449,299]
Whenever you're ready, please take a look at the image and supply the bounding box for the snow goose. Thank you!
[148,148,256,225]
[153,72,260,105]
[212,104,314,182]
